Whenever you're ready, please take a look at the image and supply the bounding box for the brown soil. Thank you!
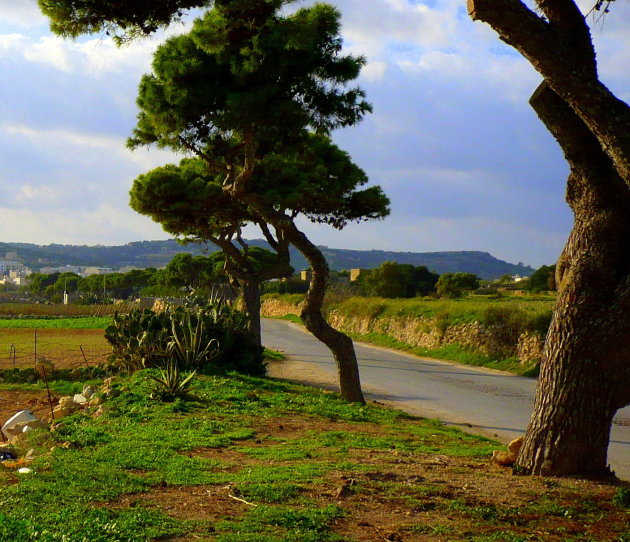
[0,328,109,370]
[102,411,629,541]
[0,389,56,429]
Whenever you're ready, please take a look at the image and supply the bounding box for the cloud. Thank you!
[0,206,166,246]
[0,0,626,269]
[0,1,47,28]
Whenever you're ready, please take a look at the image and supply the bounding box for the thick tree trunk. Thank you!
[515,83,630,476]
[241,279,262,347]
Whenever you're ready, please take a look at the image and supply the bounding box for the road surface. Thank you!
[262,318,630,480]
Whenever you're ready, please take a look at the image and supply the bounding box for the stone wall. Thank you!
[261,297,544,365]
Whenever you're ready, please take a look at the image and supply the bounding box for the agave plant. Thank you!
[148,361,197,402]
[166,310,220,371]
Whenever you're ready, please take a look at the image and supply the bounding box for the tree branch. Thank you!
[225,127,257,197]
[536,0,597,75]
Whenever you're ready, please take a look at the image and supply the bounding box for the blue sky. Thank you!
[0,0,628,267]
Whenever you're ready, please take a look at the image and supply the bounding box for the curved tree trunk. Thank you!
[241,196,365,403]
[286,227,366,404]
[515,83,630,476]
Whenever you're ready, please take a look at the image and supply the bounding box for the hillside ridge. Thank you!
[0,239,535,279]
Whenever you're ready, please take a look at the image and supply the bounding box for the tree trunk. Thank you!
[242,196,366,403]
[289,229,366,404]
[241,279,262,347]
[515,83,630,476]
[467,0,630,187]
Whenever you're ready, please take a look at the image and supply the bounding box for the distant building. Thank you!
[0,252,28,277]
[300,270,312,282]
[39,265,82,275]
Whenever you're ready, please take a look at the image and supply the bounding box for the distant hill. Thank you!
[0,240,535,280]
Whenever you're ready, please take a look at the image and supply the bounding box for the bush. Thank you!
[105,303,264,375]
[482,306,529,348]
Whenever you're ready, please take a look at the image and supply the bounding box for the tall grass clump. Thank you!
[105,302,264,376]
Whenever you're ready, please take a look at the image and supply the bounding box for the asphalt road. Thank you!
[261,318,630,481]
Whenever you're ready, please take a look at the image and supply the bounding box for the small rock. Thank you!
[58,397,78,410]
[492,437,525,467]
[17,467,32,474]
[82,386,95,399]
[492,450,516,466]
[73,394,88,405]
[52,407,75,420]
[507,437,524,455]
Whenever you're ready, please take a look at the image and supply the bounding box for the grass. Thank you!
[0,371,627,541]
[332,295,554,325]
[0,317,112,329]
[350,332,538,376]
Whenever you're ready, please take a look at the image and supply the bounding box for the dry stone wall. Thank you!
[261,297,544,365]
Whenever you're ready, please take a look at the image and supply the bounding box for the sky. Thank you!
[0,0,628,268]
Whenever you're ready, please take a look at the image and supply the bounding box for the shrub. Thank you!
[148,362,197,402]
[105,302,264,375]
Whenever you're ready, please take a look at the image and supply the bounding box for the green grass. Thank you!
[332,295,554,324]
[0,370,494,541]
[0,317,112,329]
[347,332,538,376]
[0,370,625,541]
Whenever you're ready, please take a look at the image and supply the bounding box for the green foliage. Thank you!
[263,276,309,294]
[128,4,371,151]
[436,272,480,298]
[355,261,439,298]
[166,310,220,369]
[148,362,197,401]
[105,303,264,375]
[526,264,557,292]
[38,0,210,41]
[613,487,630,507]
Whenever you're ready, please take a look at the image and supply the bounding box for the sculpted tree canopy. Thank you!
[127,1,388,402]
[38,0,211,40]
[469,0,630,476]
[130,133,388,349]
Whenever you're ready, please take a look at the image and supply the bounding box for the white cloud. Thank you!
[0,32,158,75]
[0,0,626,268]
[0,1,47,28]
[361,60,388,81]
[0,206,165,246]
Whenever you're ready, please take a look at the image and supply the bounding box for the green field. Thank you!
[0,317,112,329]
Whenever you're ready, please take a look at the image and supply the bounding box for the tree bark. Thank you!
[285,225,366,404]
[242,196,366,403]
[240,279,262,347]
[515,83,630,476]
